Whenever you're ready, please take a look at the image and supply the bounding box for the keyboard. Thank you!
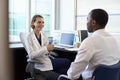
[55,45,74,49]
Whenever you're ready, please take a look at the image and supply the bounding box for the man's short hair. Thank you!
[91,9,108,28]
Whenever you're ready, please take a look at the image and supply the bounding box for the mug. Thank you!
[76,42,80,48]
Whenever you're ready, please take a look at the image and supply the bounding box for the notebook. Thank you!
[55,32,75,49]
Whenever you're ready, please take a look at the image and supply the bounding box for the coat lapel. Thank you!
[31,32,41,48]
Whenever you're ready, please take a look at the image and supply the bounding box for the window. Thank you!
[9,0,54,43]
[76,0,120,33]
[31,0,52,35]
[9,0,28,42]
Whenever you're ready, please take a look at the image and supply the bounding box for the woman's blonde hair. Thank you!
[31,14,43,29]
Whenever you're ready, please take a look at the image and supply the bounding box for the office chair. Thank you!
[58,61,120,80]
[20,32,37,80]
[92,61,120,80]
[20,32,59,80]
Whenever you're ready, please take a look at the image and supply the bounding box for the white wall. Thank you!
[111,33,120,45]
[60,0,75,31]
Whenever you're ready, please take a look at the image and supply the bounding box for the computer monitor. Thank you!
[80,30,88,42]
[59,32,75,47]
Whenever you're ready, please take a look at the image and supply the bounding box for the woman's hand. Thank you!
[47,44,54,52]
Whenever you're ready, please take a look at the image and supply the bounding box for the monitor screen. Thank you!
[60,33,75,46]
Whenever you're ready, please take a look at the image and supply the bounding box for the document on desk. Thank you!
[65,48,79,51]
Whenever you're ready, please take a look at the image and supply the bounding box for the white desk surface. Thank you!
[65,48,79,51]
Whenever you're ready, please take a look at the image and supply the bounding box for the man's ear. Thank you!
[92,20,96,25]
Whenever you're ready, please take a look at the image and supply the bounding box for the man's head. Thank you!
[87,9,108,32]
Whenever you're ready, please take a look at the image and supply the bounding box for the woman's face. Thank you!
[33,17,44,31]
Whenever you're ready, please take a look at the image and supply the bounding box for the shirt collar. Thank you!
[93,29,110,36]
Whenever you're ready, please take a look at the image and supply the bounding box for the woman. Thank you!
[27,14,71,80]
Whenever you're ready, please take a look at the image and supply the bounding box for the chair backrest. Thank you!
[20,32,35,74]
[92,61,120,80]
[20,32,29,53]
[20,32,41,63]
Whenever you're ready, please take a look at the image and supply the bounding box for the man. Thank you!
[60,9,120,80]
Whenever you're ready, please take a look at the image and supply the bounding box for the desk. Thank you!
[53,48,77,62]
[10,46,30,80]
